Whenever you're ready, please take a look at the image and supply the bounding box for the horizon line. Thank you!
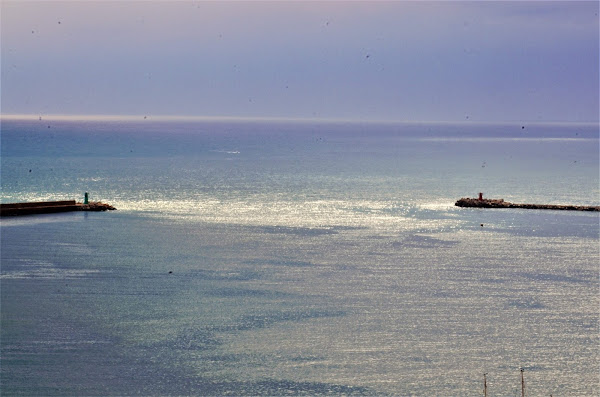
[1,113,598,126]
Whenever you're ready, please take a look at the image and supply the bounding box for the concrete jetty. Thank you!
[1,200,116,217]
[455,197,599,212]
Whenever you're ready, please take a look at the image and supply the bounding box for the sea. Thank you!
[1,118,598,396]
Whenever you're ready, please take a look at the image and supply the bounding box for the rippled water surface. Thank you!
[1,120,598,395]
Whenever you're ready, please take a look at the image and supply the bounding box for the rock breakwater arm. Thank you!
[1,200,116,216]
[78,202,116,212]
[455,198,599,212]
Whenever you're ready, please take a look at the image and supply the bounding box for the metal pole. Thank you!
[483,373,487,397]
[520,368,525,397]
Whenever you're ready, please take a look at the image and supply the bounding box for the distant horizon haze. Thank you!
[2,113,600,127]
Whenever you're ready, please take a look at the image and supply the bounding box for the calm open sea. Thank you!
[1,119,598,396]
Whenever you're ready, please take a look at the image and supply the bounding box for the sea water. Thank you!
[1,119,598,396]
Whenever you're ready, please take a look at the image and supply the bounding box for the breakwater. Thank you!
[455,197,600,212]
[1,200,116,216]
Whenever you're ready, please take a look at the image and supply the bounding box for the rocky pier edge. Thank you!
[1,200,116,216]
[455,197,599,212]
[78,201,117,212]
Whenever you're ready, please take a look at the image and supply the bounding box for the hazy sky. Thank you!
[1,1,598,122]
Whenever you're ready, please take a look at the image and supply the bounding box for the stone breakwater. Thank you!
[1,200,116,216]
[78,202,117,212]
[455,198,600,212]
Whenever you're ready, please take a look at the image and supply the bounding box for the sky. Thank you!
[1,1,598,123]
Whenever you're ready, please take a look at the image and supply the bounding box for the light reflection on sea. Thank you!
[1,120,598,396]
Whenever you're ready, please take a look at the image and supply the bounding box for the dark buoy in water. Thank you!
[480,224,484,227]
[168,271,173,274]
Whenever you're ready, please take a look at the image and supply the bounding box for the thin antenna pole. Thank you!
[483,373,488,397]
[520,368,525,397]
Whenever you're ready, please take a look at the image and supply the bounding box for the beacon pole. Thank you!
[483,373,487,397]
[520,368,525,397]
